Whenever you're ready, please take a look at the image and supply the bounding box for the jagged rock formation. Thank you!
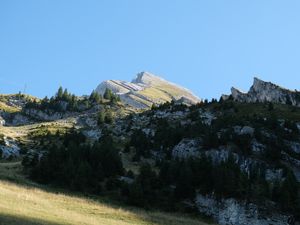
[95,72,201,108]
[228,77,300,106]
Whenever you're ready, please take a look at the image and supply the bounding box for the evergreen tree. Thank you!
[104,88,113,100]
[97,110,105,125]
[90,91,101,103]
[57,86,63,99]
[104,110,113,124]
[62,88,70,101]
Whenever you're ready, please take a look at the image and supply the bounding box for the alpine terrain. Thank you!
[0,74,299,225]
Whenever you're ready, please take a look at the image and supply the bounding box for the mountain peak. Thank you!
[132,71,164,85]
[253,77,263,85]
[95,72,201,108]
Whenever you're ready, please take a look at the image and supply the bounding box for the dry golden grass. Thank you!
[138,88,172,103]
[0,162,213,225]
[0,102,20,113]
[0,119,76,141]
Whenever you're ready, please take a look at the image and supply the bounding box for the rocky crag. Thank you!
[224,77,300,106]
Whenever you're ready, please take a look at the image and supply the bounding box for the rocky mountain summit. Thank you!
[226,77,300,106]
[95,72,201,108]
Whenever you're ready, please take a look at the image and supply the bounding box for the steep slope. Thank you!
[95,72,201,108]
[227,77,300,106]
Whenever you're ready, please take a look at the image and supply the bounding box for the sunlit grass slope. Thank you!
[0,162,212,225]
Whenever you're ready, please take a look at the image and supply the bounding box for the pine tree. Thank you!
[62,88,70,101]
[104,110,113,124]
[97,110,105,125]
[57,86,63,99]
[90,91,101,103]
[103,88,112,100]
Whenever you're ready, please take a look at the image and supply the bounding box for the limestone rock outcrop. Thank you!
[195,194,292,225]
[230,77,300,106]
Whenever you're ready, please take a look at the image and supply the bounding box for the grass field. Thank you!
[0,162,213,225]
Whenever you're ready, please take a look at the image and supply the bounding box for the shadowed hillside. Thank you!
[0,161,212,225]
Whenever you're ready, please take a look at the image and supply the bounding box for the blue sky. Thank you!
[1,1,300,99]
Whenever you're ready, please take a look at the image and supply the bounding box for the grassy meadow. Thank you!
[0,161,213,225]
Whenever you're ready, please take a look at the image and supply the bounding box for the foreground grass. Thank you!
[0,162,212,225]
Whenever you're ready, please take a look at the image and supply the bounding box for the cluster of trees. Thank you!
[103,89,120,103]
[90,88,121,104]
[26,131,124,193]
[128,118,190,160]
[25,87,87,112]
[89,91,102,104]
[25,87,120,113]
[97,109,114,125]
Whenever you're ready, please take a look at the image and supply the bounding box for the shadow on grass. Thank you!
[0,161,212,225]
[0,213,60,225]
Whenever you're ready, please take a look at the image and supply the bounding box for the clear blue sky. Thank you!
[1,1,300,99]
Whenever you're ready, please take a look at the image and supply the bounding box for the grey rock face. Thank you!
[230,77,300,106]
[0,137,20,159]
[287,141,300,154]
[23,109,63,121]
[195,194,291,225]
[282,151,300,182]
[234,126,255,136]
[200,110,216,125]
[172,138,201,159]
[11,113,30,126]
[251,140,266,155]
[82,129,101,140]
[0,116,5,126]
[265,169,284,182]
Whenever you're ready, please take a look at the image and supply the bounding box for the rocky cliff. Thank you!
[228,77,300,106]
[95,72,201,108]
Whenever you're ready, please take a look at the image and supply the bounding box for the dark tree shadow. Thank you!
[0,213,61,225]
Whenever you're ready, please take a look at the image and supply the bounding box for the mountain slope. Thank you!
[95,72,201,108]
[1,77,300,225]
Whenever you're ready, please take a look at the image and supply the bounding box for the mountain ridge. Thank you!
[223,77,300,106]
